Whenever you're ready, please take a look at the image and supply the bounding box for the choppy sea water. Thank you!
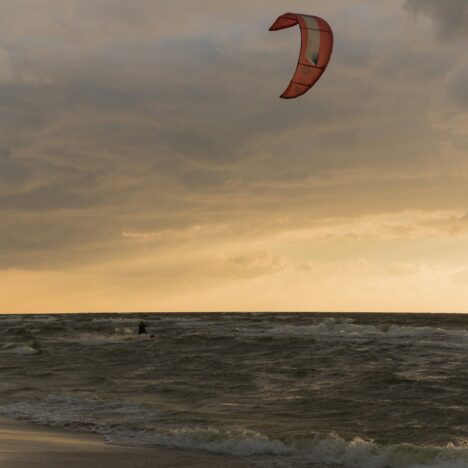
[0,313,467,467]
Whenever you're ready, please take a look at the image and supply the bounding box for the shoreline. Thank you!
[0,416,249,468]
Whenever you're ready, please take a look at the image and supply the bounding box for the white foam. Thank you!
[261,318,468,346]
[288,433,468,468]
[0,341,42,355]
[106,427,290,457]
[57,332,146,346]
[105,430,468,467]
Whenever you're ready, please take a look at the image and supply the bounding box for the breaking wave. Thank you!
[1,395,467,467]
[0,340,42,355]
[107,428,468,468]
[262,318,468,345]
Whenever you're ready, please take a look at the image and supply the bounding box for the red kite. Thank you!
[269,13,334,99]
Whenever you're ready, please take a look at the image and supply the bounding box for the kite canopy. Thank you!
[269,13,333,99]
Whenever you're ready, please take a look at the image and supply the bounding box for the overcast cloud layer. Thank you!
[404,0,468,41]
[1,1,468,312]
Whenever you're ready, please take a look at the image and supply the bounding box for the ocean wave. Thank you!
[0,383,27,392]
[107,429,468,468]
[291,433,468,468]
[56,331,150,346]
[1,395,467,467]
[107,427,289,457]
[91,317,141,324]
[0,394,142,431]
[0,340,42,355]
[262,318,468,344]
[164,316,468,344]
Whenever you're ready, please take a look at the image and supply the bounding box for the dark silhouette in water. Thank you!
[29,339,42,354]
[138,321,147,335]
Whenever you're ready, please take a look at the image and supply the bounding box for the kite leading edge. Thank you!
[269,13,334,99]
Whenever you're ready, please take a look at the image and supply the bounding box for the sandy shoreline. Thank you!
[0,417,250,468]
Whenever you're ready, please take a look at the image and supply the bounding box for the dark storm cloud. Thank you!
[404,0,468,41]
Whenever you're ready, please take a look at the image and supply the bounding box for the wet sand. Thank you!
[0,417,250,468]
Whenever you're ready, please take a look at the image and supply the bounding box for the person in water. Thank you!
[138,321,147,335]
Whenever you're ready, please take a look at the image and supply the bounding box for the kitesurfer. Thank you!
[138,321,147,335]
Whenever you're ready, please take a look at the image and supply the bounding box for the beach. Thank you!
[0,417,249,468]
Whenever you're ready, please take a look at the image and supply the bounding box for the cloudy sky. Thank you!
[1,0,468,313]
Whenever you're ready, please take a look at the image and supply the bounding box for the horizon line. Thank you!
[1,311,467,315]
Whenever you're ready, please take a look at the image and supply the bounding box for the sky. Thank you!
[1,0,468,313]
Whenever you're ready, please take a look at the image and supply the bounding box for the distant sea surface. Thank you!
[0,313,467,467]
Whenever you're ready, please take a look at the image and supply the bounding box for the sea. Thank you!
[0,313,467,468]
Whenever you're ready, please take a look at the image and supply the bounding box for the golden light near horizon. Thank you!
[1,0,468,313]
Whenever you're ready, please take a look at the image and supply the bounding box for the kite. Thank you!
[269,13,334,99]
